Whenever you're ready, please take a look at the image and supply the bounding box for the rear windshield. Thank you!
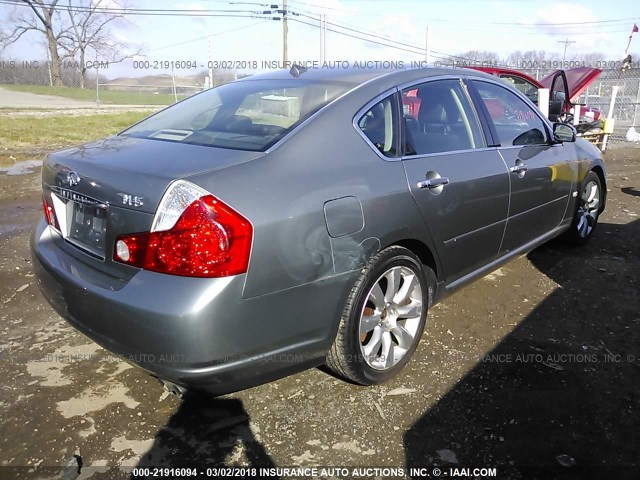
[121,79,354,151]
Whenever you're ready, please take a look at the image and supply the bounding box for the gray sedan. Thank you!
[32,67,606,395]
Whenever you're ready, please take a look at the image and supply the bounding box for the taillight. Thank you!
[114,181,252,278]
[42,196,59,230]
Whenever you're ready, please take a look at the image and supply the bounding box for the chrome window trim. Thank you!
[394,73,468,94]
[400,146,499,162]
[352,87,402,162]
[495,145,546,152]
[396,75,489,159]
[267,70,402,154]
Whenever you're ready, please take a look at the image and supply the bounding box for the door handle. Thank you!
[417,177,450,189]
[510,163,528,174]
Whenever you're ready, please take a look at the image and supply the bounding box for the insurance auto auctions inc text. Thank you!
[253,466,497,478]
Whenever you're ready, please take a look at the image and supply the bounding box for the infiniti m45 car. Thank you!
[32,67,606,394]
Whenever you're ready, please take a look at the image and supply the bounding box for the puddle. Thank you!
[0,160,42,176]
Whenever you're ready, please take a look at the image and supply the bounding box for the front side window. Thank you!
[401,79,485,155]
[472,80,548,147]
[122,79,353,151]
[357,94,399,157]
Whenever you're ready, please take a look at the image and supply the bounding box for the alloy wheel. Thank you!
[358,266,423,370]
[576,180,600,238]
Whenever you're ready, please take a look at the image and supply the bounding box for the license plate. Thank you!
[67,201,107,257]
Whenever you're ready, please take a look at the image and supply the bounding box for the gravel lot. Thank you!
[0,148,638,480]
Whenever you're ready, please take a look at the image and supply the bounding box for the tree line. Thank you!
[455,49,631,68]
[0,2,636,89]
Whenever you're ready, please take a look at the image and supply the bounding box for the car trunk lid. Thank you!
[41,135,263,273]
[42,135,264,215]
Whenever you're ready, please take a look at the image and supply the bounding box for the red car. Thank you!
[468,66,602,122]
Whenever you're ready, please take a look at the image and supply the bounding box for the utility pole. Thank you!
[558,38,575,62]
[282,0,288,65]
[207,34,213,88]
[320,13,326,64]
[425,26,430,64]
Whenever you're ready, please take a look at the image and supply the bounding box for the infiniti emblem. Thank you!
[67,171,81,187]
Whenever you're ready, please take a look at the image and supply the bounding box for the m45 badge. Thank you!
[119,193,144,207]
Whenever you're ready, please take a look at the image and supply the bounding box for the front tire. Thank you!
[563,170,603,245]
[326,246,432,385]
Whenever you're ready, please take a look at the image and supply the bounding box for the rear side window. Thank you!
[401,79,485,155]
[357,94,399,157]
[122,79,353,151]
[472,80,548,147]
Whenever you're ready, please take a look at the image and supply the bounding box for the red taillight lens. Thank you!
[114,195,252,278]
[42,197,58,229]
[114,233,148,267]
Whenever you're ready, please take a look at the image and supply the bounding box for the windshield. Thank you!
[121,79,354,151]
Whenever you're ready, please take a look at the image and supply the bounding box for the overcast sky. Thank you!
[1,0,639,78]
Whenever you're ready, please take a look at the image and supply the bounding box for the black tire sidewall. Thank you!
[566,171,602,245]
[344,248,430,385]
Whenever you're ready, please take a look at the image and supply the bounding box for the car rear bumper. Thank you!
[31,219,352,394]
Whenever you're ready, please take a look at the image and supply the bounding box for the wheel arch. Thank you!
[391,239,438,277]
[589,164,607,212]
[389,238,442,307]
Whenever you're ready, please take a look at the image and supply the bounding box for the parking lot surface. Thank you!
[0,87,96,109]
[0,149,638,479]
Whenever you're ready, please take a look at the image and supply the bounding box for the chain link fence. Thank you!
[2,56,640,147]
[506,67,640,147]
[0,57,224,106]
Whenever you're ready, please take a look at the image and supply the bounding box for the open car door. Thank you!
[540,67,603,122]
[547,70,570,122]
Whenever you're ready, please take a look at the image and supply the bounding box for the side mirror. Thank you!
[553,91,566,102]
[553,122,576,143]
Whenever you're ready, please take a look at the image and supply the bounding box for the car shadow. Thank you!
[134,393,278,475]
[621,186,640,197]
[403,220,640,478]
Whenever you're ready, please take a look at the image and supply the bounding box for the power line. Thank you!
[296,12,422,51]
[148,20,271,52]
[290,16,501,66]
[4,0,636,29]
[290,12,509,66]
[0,0,267,17]
[287,0,636,27]
[431,24,632,36]
[290,18,426,56]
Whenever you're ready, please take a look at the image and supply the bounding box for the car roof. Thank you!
[467,67,543,87]
[237,66,495,87]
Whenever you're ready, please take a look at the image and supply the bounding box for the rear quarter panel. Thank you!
[187,85,439,300]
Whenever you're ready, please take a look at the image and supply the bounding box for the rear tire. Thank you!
[326,246,433,385]
[563,171,603,245]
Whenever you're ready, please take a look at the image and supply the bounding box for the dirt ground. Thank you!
[0,148,638,480]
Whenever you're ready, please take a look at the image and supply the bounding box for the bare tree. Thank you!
[1,0,138,88]
[457,50,501,65]
[0,0,72,86]
[65,0,140,88]
[572,52,609,66]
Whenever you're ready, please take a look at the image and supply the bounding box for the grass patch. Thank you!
[0,111,151,166]
[2,84,193,105]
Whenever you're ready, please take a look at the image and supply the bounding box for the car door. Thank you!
[469,79,574,254]
[400,78,510,283]
[548,71,570,121]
